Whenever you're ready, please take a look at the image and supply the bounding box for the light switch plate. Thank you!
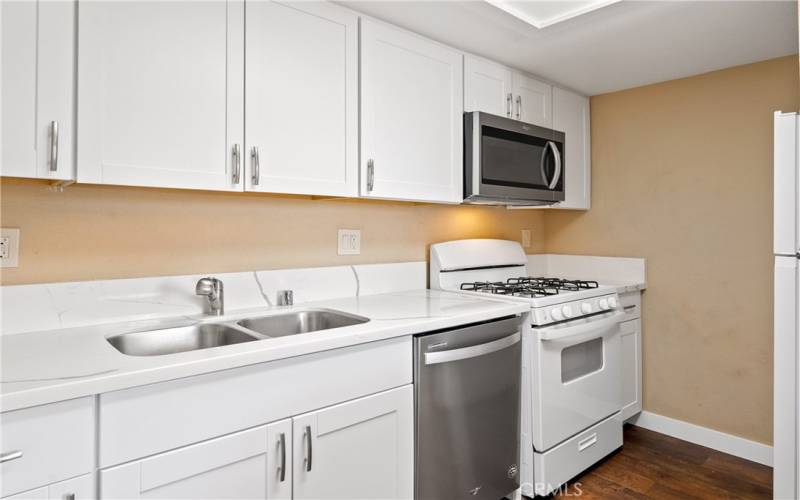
[338,229,361,255]
[521,229,532,248]
[1,228,20,268]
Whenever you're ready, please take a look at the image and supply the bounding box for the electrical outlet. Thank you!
[0,228,20,268]
[338,229,361,255]
[521,229,532,248]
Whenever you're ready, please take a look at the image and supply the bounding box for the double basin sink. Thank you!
[106,309,370,357]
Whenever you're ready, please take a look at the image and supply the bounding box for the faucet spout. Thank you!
[196,277,224,316]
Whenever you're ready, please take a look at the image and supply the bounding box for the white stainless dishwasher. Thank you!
[414,315,523,500]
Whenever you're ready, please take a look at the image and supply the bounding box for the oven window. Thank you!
[481,125,558,190]
[561,337,604,383]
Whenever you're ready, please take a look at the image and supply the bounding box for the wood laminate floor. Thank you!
[552,425,772,499]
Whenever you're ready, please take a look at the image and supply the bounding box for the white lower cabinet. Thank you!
[292,385,413,500]
[3,474,94,500]
[100,426,270,499]
[98,385,413,500]
[620,291,643,420]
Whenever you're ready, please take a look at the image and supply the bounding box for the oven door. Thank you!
[465,112,565,204]
[531,311,624,451]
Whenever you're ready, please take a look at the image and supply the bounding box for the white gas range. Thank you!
[430,239,625,497]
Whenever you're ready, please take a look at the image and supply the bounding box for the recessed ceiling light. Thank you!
[485,0,622,29]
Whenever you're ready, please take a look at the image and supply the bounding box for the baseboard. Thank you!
[628,411,773,467]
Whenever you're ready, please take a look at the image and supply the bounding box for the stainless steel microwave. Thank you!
[464,111,565,206]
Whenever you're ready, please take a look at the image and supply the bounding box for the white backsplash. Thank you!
[1,262,427,336]
[527,254,646,287]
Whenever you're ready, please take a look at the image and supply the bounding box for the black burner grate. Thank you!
[460,277,599,298]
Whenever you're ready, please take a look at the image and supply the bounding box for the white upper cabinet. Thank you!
[464,55,513,117]
[245,1,358,197]
[292,386,413,500]
[552,87,591,209]
[1,0,75,181]
[77,1,244,191]
[360,19,463,203]
[512,72,553,128]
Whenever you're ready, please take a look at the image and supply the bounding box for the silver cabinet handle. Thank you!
[278,432,286,482]
[515,95,521,120]
[64,494,76,500]
[250,147,260,186]
[304,425,313,472]
[231,144,241,185]
[366,159,375,192]
[0,450,22,463]
[424,332,520,365]
[49,121,59,172]
[506,93,513,118]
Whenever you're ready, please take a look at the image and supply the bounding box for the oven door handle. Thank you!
[538,312,624,343]
[424,331,520,365]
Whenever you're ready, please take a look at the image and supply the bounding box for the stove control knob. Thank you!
[599,298,609,310]
[561,305,574,318]
[551,308,564,321]
[581,303,593,314]
[608,296,619,309]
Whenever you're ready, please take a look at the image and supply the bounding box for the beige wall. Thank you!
[545,55,799,445]
[0,178,544,285]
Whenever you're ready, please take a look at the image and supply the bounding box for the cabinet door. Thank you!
[1,0,75,180]
[620,318,642,420]
[293,385,413,500]
[361,19,463,203]
[512,72,552,128]
[3,474,94,500]
[464,55,513,117]
[552,87,591,210]
[99,426,268,499]
[245,1,357,197]
[77,1,244,191]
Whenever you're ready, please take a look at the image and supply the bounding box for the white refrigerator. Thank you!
[775,110,799,499]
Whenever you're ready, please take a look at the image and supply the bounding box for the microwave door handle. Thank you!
[547,141,562,189]
[540,142,550,189]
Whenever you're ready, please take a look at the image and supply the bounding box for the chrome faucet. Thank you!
[196,277,224,316]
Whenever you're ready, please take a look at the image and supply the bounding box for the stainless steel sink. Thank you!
[107,323,259,357]
[237,309,369,338]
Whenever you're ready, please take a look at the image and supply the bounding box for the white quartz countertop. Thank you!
[0,289,528,412]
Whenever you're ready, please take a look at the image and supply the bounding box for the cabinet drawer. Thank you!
[533,413,622,496]
[100,426,267,500]
[619,291,641,320]
[0,398,94,497]
[99,336,412,467]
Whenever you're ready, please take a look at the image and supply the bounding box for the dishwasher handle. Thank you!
[424,331,520,365]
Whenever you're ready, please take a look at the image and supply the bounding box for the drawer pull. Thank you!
[304,425,313,472]
[278,432,286,482]
[0,450,23,463]
[65,494,76,500]
[623,305,637,311]
[578,433,597,452]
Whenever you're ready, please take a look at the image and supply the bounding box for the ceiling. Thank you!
[339,0,798,96]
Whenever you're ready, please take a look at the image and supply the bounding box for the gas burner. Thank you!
[460,281,560,298]
[508,277,599,292]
